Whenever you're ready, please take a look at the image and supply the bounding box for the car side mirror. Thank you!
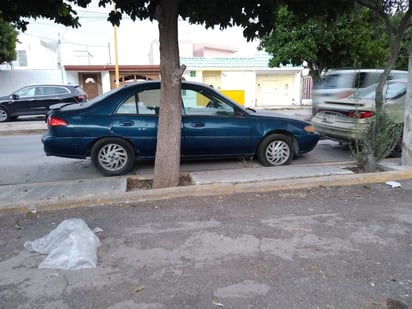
[11,94,20,100]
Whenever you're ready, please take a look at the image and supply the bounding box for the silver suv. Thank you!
[311,69,408,115]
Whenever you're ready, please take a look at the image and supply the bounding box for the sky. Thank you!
[20,3,260,65]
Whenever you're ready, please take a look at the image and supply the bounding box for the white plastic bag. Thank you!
[24,218,101,270]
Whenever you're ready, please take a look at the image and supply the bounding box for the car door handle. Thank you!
[120,121,135,127]
[189,122,205,128]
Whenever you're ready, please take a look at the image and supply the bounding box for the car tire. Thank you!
[91,138,136,176]
[0,106,10,122]
[257,134,294,166]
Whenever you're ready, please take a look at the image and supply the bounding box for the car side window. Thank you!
[50,87,69,95]
[116,89,160,115]
[137,89,160,115]
[354,72,367,88]
[35,86,70,96]
[319,74,340,89]
[116,94,138,114]
[15,87,36,97]
[182,89,234,116]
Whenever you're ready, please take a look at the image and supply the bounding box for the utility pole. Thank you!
[57,33,65,83]
[108,42,112,64]
[402,33,412,166]
[113,4,120,88]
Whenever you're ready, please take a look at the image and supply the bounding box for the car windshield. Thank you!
[349,81,407,101]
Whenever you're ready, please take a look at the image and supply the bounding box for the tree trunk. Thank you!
[402,31,412,166]
[353,4,412,171]
[374,8,412,114]
[152,0,184,188]
[363,142,376,172]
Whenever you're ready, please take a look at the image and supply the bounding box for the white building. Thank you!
[0,20,311,106]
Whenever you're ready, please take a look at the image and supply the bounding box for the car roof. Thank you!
[324,68,408,75]
[120,80,212,88]
[20,84,80,87]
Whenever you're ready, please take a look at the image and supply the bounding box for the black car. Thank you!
[0,84,88,122]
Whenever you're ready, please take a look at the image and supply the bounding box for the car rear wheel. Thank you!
[0,106,10,122]
[257,134,294,166]
[91,138,136,176]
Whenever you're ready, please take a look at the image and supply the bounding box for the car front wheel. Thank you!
[257,134,294,166]
[91,138,136,176]
[0,106,10,122]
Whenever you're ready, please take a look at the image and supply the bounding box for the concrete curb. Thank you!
[3,168,412,214]
[0,129,47,136]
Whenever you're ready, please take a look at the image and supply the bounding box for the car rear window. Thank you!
[73,86,86,94]
[350,82,407,100]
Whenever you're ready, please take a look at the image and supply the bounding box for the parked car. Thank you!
[311,79,406,142]
[311,69,408,116]
[42,81,320,176]
[0,84,88,122]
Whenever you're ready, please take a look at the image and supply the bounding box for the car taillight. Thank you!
[347,111,375,119]
[47,116,68,126]
[74,95,87,102]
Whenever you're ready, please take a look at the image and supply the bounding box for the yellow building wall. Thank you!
[220,90,245,106]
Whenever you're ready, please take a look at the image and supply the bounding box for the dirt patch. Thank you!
[127,173,193,191]
[343,165,385,174]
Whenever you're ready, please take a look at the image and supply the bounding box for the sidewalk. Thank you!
[1,159,412,213]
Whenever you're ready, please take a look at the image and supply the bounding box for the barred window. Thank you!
[15,50,28,67]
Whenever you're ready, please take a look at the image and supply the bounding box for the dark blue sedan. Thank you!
[42,81,319,176]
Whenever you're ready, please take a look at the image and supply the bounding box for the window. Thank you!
[51,87,70,95]
[116,89,160,115]
[116,94,138,114]
[137,89,160,114]
[182,89,234,116]
[35,87,69,96]
[15,50,28,67]
[15,86,36,97]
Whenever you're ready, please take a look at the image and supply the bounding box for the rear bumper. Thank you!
[42,134,92,159]
[312,118,367,142]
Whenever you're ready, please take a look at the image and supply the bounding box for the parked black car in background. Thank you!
[0,84,88,122]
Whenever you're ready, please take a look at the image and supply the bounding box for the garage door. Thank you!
[256,75,294,106]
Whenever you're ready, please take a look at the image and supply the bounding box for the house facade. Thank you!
[0,34,312,107]
[180,53,305,108]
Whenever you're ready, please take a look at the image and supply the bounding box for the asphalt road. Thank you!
[0,181,411,308]
[0,133,353,186]
[0,108,355,185]
[0,107,352,184]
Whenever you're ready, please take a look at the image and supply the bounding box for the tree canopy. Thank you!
[0,0,90,31]
[259,5,394,79]
[0,19,18,64]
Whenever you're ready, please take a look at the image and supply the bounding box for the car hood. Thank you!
[253,109,296,118]
[0,95,11,102]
